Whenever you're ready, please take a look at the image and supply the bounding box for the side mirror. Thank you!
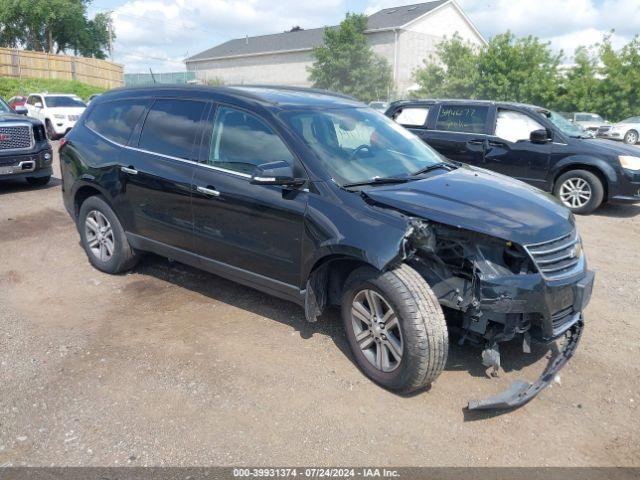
[13,105,28,115]
[250,161,305,187]
[530,129,551,144]
[34,102,43,109]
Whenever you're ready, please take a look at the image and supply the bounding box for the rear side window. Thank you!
[393,107,429,127]
[139,99,207,160]
[86,99,150,145]
[435,105,489,134]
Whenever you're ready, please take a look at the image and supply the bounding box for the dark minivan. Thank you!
[60,86,594,410]
[386,100,640,214]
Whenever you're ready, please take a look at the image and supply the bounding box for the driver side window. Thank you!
[495,109,544,143]
[209,106,294,175]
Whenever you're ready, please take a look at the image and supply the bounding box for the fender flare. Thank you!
[548,155,617,191]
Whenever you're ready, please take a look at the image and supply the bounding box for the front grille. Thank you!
[68,115,80,122]
[597,126,611,135]
[0,125,33,151]
[524,230,583,280]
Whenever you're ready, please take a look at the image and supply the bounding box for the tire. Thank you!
[26,175,51,186]
[45,119,58,140]
[78,195,139,274]
[623,130,638,145]
[341,263,448,393]
[553,169,604,215]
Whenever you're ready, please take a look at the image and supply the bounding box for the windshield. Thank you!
[576,113,603,122]
[45,96,86,108]
[620,117,640,124]
[542,110,586,137]
[281,107,444,185]
[0,98,11,113]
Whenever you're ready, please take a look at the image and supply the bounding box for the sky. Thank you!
[86,0,640,73]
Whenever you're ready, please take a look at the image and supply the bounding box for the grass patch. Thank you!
[0,77,106,101]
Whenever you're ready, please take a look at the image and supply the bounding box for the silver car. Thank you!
[572,112,608,135]
[598,116,640,145]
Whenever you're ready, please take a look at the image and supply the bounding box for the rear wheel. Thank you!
[623,130,638,145]
[554,170,604,214]
[78,195,139,274]
[26,175,51,186]
[341,263,448,393]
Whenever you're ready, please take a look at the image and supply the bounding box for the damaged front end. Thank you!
[403,219,594,410]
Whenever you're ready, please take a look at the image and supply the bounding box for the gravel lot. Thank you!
[0,142,639,466]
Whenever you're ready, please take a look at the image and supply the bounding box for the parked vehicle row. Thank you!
[59,86,596,410]
[386,100,640,214]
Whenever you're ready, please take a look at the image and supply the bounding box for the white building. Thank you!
[185,0,486,96]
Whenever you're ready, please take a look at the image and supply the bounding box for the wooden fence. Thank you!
[0,48,124,89]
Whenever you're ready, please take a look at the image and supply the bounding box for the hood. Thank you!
[363,167,573,245]
[0,113,41,125]
[48,107,85,115]
[574,137,640,156]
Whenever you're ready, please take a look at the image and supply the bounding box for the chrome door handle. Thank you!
[196,186,221,197]
[121,166,138,175]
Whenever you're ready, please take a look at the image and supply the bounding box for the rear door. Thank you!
[121,97,208,251]
[484,108,552,188]
[417,103,491,166]
[191,104,308,288]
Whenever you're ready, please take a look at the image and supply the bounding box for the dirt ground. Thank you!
[0,142,639,467]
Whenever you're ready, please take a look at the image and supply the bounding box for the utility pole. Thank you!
[107,11,114,60]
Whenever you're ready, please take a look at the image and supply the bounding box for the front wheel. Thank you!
[624,130,638,145]
[78,195,139,274]
[554,170,604,215]
[341,263,448,393]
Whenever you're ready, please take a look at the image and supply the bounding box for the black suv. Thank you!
[0,96,53,186]
[60,86,594,410]
[386,100,640,214]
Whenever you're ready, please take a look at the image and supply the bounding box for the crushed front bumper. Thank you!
[468,318,583,410]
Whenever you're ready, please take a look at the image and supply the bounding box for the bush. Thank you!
[0,77,106,101]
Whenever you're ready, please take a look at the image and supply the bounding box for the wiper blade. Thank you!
[343,176,411,188]
[411,162,456,176]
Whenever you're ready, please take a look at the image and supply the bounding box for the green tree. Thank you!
[596,35,640,121]
[413,32,562,106]
[412,34,479,98]
[0,0,113,58]
[477,32,562,105]
[556,45,600,113]
[308,13,393,102]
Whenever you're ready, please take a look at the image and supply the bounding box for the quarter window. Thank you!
[495,109,544,143]
[435,105,488,134]
[139,99,207,160]
[393,107,429,127]
[208,106,294,175]
[86,99,150,145]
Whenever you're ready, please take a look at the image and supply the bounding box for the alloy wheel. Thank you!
[351,289,403,372]
[625,131,638,144]
[559,177,592,209]
[85,210,115,262]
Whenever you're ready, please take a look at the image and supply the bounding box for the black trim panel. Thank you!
[126,232,305,305]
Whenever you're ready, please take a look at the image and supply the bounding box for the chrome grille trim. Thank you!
[524,230,584,280]
[0,123,34,152]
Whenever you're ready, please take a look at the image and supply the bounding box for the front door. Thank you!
[191,105,308,288]
[483,108,552,189]
[121,97,208,251]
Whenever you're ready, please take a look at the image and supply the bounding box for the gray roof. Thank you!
[187,0,449,62]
